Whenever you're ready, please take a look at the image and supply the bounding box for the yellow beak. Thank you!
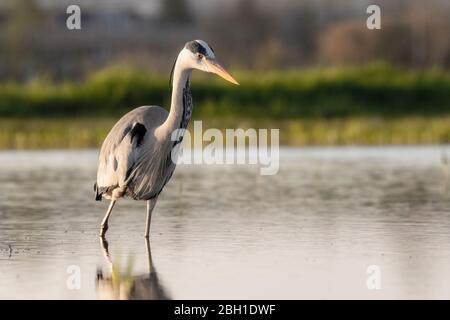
[204,59,239,85]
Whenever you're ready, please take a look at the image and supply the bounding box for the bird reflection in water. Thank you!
[96,238,170,300]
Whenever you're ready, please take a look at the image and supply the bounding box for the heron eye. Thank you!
[197,53,203,60]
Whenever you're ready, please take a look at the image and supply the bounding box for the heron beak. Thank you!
[205,59,239,85]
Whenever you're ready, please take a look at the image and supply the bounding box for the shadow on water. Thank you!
[96,238,171,300]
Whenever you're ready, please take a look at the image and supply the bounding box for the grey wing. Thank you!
[95,122,146,200]
[94,106,168,200]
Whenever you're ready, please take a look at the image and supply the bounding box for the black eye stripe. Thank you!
[185,41,208,56]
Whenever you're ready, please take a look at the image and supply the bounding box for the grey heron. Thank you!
[94,40,239,238]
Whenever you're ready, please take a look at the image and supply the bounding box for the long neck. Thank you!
[158,59,192,140]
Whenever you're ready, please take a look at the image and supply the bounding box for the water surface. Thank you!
[1,147,450,299]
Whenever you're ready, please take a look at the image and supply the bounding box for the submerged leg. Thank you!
[144,237,154,274]
[99,200,116,237]
[99,237,112,268]
[144,198,157,238]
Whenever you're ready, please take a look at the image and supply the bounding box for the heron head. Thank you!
[179,40,239,85]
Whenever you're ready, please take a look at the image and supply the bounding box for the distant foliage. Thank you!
[319,13,450,68]
[159,0,193,24]
[0,64,449,119]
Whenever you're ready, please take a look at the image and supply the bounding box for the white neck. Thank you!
[158,52,192,139]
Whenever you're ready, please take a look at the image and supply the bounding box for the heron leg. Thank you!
[99,200,116,237]
[144,237,154,273]
[144,198,157,238]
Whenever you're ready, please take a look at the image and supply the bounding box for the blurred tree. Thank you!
[0,0,449,81]
[408,3,450,67]
[318,6,450,68]
[2,0,47,80]
[159,0,193,24]
[203,0,273,69]
[273,3,320,66]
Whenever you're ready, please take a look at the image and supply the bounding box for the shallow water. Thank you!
[1,146,450,299]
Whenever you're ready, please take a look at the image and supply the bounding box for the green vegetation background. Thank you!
[1,63,450,149]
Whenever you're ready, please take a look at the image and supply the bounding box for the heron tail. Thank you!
[94,182,102,201]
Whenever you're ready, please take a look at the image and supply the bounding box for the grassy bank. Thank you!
[2,116,450,149]
[0,64,450,148]
[0,63,449,119]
